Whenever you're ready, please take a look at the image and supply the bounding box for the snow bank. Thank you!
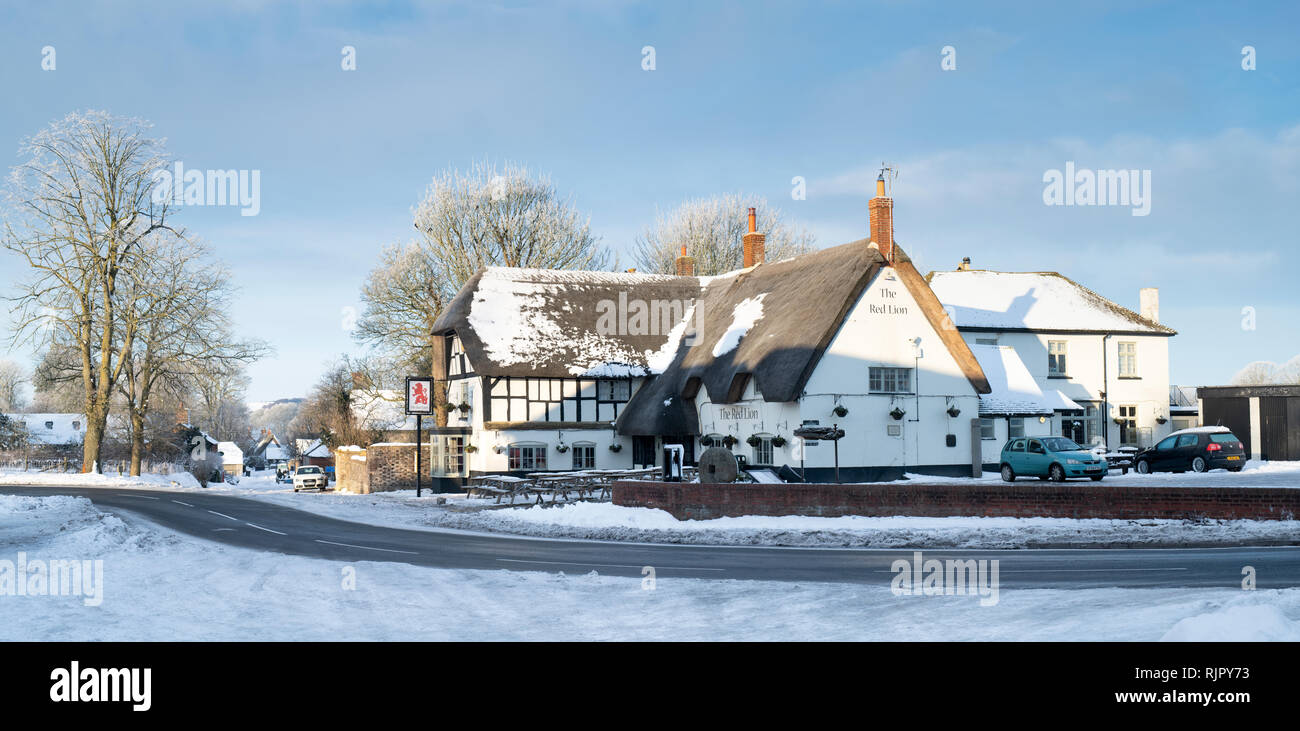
[0,469,200,490]
[1161,604,1300,641]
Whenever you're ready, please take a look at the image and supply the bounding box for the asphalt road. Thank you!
[3,484,1298,589]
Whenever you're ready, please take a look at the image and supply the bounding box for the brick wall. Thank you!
[613,481,1300,521]
[366,442,435,493]
[335,446,370,494]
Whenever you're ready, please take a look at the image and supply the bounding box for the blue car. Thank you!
[999,436,1108,482]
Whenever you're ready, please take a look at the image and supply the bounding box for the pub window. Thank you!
[508,443,548,471]
[1008,418,1025,439]
[868,367,913,394]
[752,436,774,465]
[1048,341,1068,376]
[571,442,596,470]
[979,418,996,440]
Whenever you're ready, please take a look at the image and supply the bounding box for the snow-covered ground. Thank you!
[3,492,1298,641]
[4,464,1300,548]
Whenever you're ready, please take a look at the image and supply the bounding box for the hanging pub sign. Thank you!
[405,377,434,415]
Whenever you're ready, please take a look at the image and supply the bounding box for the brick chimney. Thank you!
[675,244,695,276]
[1140,287,1159,324]
[742,207,765,268]
[869,172,894,263]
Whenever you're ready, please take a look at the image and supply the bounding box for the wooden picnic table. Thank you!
[466,475,535,504]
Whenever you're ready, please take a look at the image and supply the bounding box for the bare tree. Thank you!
[0,359,26,412]
[3,111,176,472]
[356,161,608,424]
[1231,356,1300,386]
[1231,361,1279,385]
[288,358,375,449]
[633,193,816,276]
[116,235,267,474]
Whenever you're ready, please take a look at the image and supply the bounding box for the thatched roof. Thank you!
[431,241,993,437]
[616,240,991,436]
[431,267,702,379]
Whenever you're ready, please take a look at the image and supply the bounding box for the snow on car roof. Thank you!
[1167,425,1233,437]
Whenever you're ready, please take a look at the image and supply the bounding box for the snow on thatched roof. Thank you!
[432,267,702,379]
[616,241,991,436]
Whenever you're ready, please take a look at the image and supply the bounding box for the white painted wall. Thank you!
[961,331,1172,450]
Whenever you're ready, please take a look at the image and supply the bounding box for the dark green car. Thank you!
[999,436,1108,482]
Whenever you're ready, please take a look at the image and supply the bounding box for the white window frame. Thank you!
[507,443,548,471]
[868,367,914,394]
[1117,341,1137,377]
[571,442,596,470]
[1048,340,1068,376]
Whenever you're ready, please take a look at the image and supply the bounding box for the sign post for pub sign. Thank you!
[405,377,434,496]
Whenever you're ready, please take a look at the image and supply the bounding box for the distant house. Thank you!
[248,430,289,469]
[216,441,245,476]
[296,439,333,468]
[3,413,87,446]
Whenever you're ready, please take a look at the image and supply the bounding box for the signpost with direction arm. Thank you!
[405,377,434,496]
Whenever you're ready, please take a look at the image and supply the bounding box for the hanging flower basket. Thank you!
[771,436,787,448]
[608,443,622,452]
[465,444,478,453]
[440,402,457,412]
[946,405,961,418]
[832,405,849,418]
[722,435,738,449]
[556,444,569,453]
[1155,416,1168,425]
[889,407,906,420]
[699,436,714,447]
[746,435,761,447]
[456,402,470,413]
